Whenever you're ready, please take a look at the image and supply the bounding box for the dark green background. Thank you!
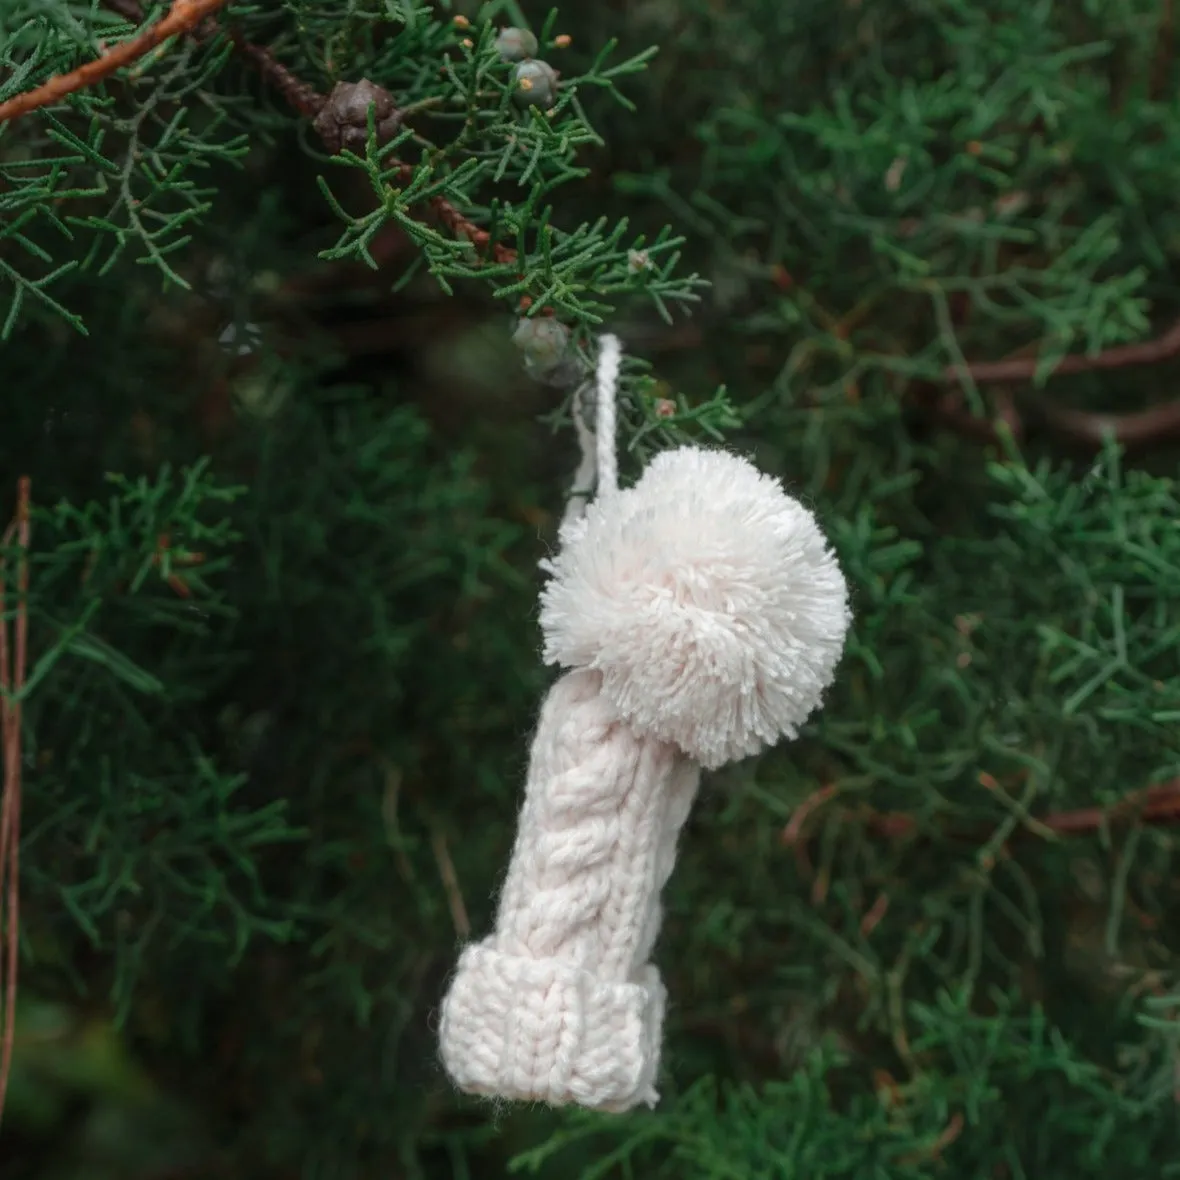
[2,0,1180,1175]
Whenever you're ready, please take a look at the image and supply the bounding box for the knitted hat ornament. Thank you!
[438,335,851,1112]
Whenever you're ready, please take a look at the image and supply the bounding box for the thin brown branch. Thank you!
[0,0,229,126]
[897,1112,965,1166]
[779,782,836,881]
[1039,778,1180,835]
[928,312,1180,449]
[781,776,1180,857]
[430,828,471,940]
[0,477,30,1127]
[153,532,205,599]
[427,190,517,266]
[231,35,324,119]
[1040,400,1180,448]
[929,394,1180,452]
[780,783,838,846]
[947,315,1180,385]
[860,891,890,936]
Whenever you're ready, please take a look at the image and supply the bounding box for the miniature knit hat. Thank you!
[438,336,850,1111]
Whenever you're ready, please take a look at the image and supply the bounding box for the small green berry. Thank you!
[496,27,538,63]
[512,59,559,108]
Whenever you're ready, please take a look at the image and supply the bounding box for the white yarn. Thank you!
[556,334,622,544]
[593,333,621,498]
[439,335,851,1110]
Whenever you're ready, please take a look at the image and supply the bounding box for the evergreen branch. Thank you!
[3,7,694,337]
[0,477,30,1129]
[236,42,523,270]
[0,0,229,126]
[102,17,518,274]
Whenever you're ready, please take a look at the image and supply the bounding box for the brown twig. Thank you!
[897,1112,965,1166]
[0,0,230,126]
[430,828,471,939]
[931,313,1180,448]
[1039,400,1180,448]
[782,776,1180,856]
[781,783,838,846]
[0,477,30,1126]
[153,532,205,599]
[947,315,1180,386]
[780,782,838,880]
[860,891,890,936]
[1039,778,1180,835]
[427,190,517,267]
[231,35,325,120]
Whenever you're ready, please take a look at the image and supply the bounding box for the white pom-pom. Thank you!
[539,446,850,769]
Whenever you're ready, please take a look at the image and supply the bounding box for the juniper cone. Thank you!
[496,27,539,63]
[312,79,403,155]
[0,1,1179,1177]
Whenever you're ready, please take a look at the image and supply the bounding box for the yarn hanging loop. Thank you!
[439,335,852,1111]
[558,333,622,541]
[592,333,621,499]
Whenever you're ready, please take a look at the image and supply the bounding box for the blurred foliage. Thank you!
[1,0,1179,1177]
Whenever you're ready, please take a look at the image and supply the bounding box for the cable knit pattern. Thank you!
[439,668,699,1110]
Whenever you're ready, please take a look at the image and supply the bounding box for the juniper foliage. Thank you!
[1,0,1179,1178]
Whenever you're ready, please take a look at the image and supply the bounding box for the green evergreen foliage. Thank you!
[1,0,1179,1177]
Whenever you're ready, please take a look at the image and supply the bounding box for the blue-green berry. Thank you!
[512,315,570,377]
[512,59,559,108]
[496,27,538,62]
